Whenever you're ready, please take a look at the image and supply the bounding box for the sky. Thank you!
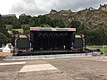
[0,0,107,16]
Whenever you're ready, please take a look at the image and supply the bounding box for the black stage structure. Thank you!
[30,27,76,54]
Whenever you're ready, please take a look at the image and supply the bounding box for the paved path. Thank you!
[5,53,92,61]
[0,56,107,80]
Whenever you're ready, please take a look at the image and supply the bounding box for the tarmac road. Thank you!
[0,56,107,80]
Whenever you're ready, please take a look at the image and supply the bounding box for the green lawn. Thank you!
[87,45,107,54]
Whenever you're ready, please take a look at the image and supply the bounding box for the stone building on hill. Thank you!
[50,9,58,14]
[99,4,107,11]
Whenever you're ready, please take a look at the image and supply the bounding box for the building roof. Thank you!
[30,27,76,32]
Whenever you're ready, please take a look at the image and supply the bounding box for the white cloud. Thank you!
[0,0,20,14]
[0,0,107,16]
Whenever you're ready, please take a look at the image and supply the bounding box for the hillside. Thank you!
[73,10,107,29]
[46,5,107,29]
[45,5,107,45]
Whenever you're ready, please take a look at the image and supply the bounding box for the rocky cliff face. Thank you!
[47,4,107,29]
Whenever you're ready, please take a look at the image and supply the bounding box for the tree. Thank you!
[29,16,38,27]
[70,20,81,31]
[0,15,10,37]
[1,14,21,29]
[12,18,21,29]
[48,18,65,28]
[0,32,8,47]
[21,24,30,34]
[81,25,107,45]
[21,24,30,31]
[19,13,32,24]
[95,26,107,45]
[35,15,51,27]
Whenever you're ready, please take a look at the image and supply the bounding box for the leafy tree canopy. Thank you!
[0,32,8,47]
